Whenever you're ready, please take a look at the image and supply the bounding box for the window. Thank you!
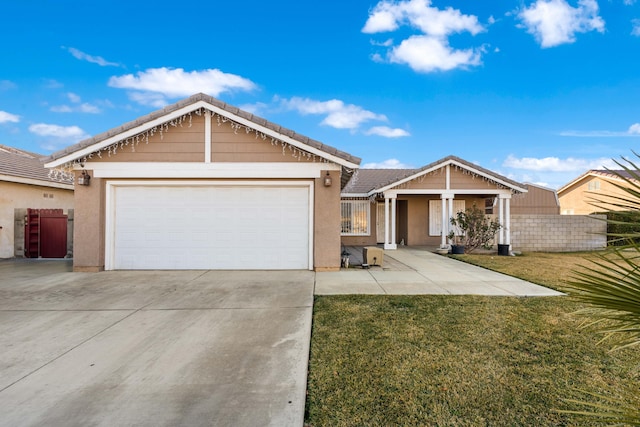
[341,200,370,235]
[485,197,496,214]
[588,179,600,191]
[429,199,465,236]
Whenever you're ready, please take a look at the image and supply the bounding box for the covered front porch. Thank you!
[379,190,514,250]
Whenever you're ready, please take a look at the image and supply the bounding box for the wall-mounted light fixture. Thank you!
[324,171,332,187]
[77,170,91,186]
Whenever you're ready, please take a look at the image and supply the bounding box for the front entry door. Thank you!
[376,202,385,243]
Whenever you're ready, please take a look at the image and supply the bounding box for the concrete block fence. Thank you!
[509,214,607,252]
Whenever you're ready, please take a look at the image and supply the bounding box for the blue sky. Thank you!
[1,0,639,189]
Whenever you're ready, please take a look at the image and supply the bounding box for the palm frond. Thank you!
[561,153,640,423]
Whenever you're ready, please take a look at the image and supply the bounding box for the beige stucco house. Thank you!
[340,157,559,249]
[558,170,635,215]
[46,93,360,272]
[0,145,74,258]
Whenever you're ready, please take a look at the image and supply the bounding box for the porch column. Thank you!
[391,197,397,248]
[384,197,389,247]
[441,193,454,248]
[498,195,505,245]
[441,196,447,247]
[384,194,397,250]
[502,194,511,246]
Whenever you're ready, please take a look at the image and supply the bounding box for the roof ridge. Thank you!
[0,144,42,159]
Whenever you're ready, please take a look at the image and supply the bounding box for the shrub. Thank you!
[448,204,501,253]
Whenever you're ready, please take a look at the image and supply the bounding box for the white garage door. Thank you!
[109,184,311,270]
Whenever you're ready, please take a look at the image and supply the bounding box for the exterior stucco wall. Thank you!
[314,170,341,271]
[559,176,627,215]
[72,172,105,272]
[511,214,606,252]
[0,181,74,258]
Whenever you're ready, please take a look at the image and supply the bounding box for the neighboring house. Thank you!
[45,93,360,272]
[558,170,637,215]
[0,145,74,258]
[510,183,559,215]
[340,156,558,249]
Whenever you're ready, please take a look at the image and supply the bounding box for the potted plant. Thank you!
[447,229,465,254]
[448,205,502,254]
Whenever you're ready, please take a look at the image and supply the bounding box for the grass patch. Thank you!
[305,252,640,426]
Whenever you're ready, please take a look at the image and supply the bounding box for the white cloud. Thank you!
[64,47,121,67]
[389,35,482,72]
[239,102,268,116]
[518,0,605,48]
[67,92,81,103]
[363,0,483,36]
[51,93,101,114]
[629,123,640,134]
[50,105,73,113]
[362,158,414,169]
[28,123,89,140]
[43,79,64,89]
[108,67,257,106]
[279,97,387,130]
[127,91,168,108]
[0,80,17,91]
[365,126,411,137]
[370,38,394,47]
[503,154,616,171]
[363,0,485,73]
[560,123,640,137]
[632,19,640,36]
[0,111,20,123]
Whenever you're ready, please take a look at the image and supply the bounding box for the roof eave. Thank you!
[0,174,74,190]
[46,95,361,170]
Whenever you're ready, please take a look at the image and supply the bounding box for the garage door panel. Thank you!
[111,185,310,270]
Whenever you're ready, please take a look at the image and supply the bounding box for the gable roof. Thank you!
[46,93,361,171]
[0,144,73,189]
[342,155,527,196]
[558,169,639,195]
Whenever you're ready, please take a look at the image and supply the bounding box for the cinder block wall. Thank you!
[510,214,607,252]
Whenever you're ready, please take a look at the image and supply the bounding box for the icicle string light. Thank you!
[49,107,332,181]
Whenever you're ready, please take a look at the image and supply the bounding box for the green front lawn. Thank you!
[305,252,640,426]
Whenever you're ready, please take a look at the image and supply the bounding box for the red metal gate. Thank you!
[24,209,68,258]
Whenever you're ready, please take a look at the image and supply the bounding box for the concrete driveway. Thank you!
[0,259,313,427]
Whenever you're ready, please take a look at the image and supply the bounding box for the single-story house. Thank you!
[0,144,74,258]
[558,169,637,215]
[339,158,559,249]
[46,93,360,272]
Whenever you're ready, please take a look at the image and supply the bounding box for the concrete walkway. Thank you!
[316,247,563,296]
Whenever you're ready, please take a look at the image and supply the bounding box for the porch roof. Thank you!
[342,155,527,196]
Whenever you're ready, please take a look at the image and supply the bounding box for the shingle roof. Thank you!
[342,168,417,193]
[46,93,361,167]
[342,155,527,195]
[0,144,73,187]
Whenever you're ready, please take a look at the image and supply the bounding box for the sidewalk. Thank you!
[316,247,563,297]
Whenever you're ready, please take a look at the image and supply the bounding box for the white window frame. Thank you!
[341,200,370,236]
[429,199,465,236]
[588,179,600,191]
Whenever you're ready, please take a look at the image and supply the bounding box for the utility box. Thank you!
[363,246,384,266]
